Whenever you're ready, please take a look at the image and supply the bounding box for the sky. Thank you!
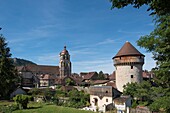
[0,0,156,74]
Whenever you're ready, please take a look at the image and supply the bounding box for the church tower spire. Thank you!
[59,46,71,77]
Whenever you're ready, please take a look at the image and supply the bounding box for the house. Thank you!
[39,74,55,87]
[81,72,98,83]
[89,86,121,112]
[17,66,39,87]
[113,96,132,113]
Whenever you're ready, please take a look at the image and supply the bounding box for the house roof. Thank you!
[113,41,144,59]
[114,96,131,104]
[91,80,110,85]
[82,72,97,80]
[109,71,116,80]
[40,74,55,80]
[17,64,59,75]
[106,82,117,89]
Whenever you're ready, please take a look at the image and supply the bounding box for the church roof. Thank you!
[17,64,59,75]
[60,46,69,55]
[113,41,144,59]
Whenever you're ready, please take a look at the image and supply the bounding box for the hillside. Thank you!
[12,58,36,66]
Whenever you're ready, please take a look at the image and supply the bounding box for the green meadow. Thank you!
[0,101,95,113]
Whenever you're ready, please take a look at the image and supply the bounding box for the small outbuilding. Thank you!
[113,96,132,113]
[10,87,27,98]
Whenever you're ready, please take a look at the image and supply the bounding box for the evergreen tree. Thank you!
[0,34,19,99]
[98,71,106,80]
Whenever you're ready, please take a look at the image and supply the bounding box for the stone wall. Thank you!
[130,107,152,113]
[116,64,143,92]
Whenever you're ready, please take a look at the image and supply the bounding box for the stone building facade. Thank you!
[113,41,145,92]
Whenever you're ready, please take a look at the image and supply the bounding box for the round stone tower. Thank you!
[59,46,71,77]
[112,41,145,92]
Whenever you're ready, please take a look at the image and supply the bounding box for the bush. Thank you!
[0,104,18,113]
[13,94,31,109]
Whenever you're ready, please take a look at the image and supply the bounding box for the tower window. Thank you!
[106,91,108,93]
[131,66,133,69]
[131,75,133,78]
[106,99,108,102]
[119,57,121,60]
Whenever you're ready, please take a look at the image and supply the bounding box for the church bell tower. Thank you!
[59,46,71,77]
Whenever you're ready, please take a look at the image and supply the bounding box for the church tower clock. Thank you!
[59,46,71,77]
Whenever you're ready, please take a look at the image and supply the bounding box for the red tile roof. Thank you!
[91,80,110,85]
[109,71,116,80]
[106,82,117,89]
[82,72,97,80]
[113,41,144,58]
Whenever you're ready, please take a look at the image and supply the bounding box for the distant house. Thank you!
[81,72,98,82]
[39,74,55,87]
[17,64,60,87]
[17,66,39,87]
[89,86,121,112]
[142,70,154,81]
[113,96,132,113]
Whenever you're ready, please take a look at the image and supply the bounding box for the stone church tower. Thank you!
[59,46,71,77]
[112,41,145,92]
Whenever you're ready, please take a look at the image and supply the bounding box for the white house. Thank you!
[89,86,121,112]
[113,96,132,113]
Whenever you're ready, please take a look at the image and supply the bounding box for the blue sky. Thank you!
[0,0,156,74]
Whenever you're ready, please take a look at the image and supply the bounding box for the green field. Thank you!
[13,104,94,113]
[0,101,94,113]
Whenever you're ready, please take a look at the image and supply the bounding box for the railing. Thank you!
[114,58,144,65]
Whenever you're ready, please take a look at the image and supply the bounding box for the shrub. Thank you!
[0,104,18,113]
[13,94,31,109]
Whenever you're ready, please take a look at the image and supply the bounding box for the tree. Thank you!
[110,0,170,111]
[98,71,106,80]
[0,35,19,99]
[13,94,31,109]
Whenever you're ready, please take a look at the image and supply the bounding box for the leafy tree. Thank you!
[98,71,106,80]
[67,90,90,108]
[65,78,75,86]
[110,0,170,112]
[0,35,19,99]
[13,94,31,109]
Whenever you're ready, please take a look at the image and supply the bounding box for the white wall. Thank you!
[116,64,143,92]
[90,95,113,111]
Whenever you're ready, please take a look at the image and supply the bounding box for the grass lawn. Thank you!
[13,102,95,113]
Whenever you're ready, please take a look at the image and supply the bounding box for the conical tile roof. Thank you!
[113,41,144,59]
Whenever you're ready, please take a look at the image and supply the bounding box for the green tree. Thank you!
[110,0,170,112]
[98,71,106,80]
[0,35,19,99]
[65,78,75,86]
[13,94,31,109]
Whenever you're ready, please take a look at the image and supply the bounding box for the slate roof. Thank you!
[113,41,144,59]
